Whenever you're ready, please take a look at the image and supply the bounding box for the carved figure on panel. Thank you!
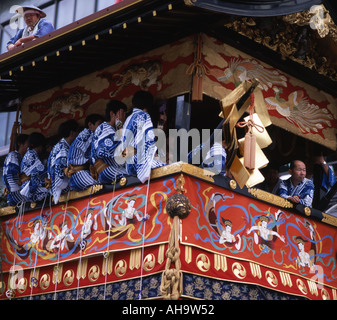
[98,60,163,97]
[37,91,90,129]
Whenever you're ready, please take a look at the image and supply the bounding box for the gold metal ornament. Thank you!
[166,193,191,219]
[232,262,247,280]
[196,254,211,272]
[115,259,127,278]
[119,177,127,186]
[265,270,278,288]
[143,253,156,272]
[88,265,100,282]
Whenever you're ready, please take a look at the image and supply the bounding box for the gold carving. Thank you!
[279,271,293,287]
[229,179,237,190]
[214,254,227,272]
[185,245,192,264]
[158,244,165,265]
[248,188,293,208]
[321,213,337,227]
[40,274,51,291]
[0,206,16,217]
[151,162,214,183]
[250,262,262,279]
[119,177,127,186]
[321,288,330,300]
[196,254,211,272]
[232,262,247,280]
[102,252,114,276]
[307,280,318,296]
[115,259,127,278]
[58,184,103,203]
[296,278,308,295]
[304,206,311,216]
[174,174,186,194]
[225,13,337,81]
[63,269,75,287]
[143,253,156,272]
[265,270,278,287]
[88,265,100,282]
[17,277,27,294]
[129,249,142,270]
[77,258,88,280]
[52,264,63,284]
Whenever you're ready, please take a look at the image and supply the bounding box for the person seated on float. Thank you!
[2,134,29,206]
[47,120,79,204]
[278,160,314,207]
[257,163,282,195]
[91,100,127,184]
[188,134,227,176]
[20,132,48,203]
[117,90,165,183]
[7,5,55,51]
[66,114,104,191]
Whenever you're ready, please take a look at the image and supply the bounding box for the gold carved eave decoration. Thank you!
[224,5,337,81]
[283,5,337,39]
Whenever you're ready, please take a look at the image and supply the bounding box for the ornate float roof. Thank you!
[0,0,337,110]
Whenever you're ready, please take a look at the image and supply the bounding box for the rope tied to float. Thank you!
[160,215,182,300]
[236,93,264,133]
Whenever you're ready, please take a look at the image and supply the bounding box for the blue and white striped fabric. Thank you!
[279,177,314,207]
[91,122,127,184]
[68,128,97,191]
[201,142,227,176]
[120,108,164,183]
[188,142,227,176]
[2,150,26,205]
[20,149,48,202]
[47,138,70,204]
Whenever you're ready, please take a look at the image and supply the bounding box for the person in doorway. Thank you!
[7,5,54,51]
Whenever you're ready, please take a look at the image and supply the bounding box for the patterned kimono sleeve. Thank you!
[278,179,290,199]
[48,139,70,204]
[299,180,314,207]
[3,152,21,192]
[95,124,120,159]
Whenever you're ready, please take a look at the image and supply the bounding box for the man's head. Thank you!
[17,5,46,28]
[289,160,306,185]
[85,114,104,132]
[105,100,127,129]
[28,132,46,155]
[132,90,154,113]
[15,134,29,155]
[58,119,79,144]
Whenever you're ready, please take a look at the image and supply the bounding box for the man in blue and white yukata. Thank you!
[2,134,29,206]
[91,100,128,184]
[7,5,54,51]
[47,120,79,204]
[118,91,165,183]
[20,132,48,203]
[67,114,104,191]
[279,160,314,207]
[188,140,227,176]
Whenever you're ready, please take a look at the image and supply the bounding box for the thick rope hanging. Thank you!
[160,215,182,300]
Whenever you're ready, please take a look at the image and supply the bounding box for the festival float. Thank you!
[1,0,337,300]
